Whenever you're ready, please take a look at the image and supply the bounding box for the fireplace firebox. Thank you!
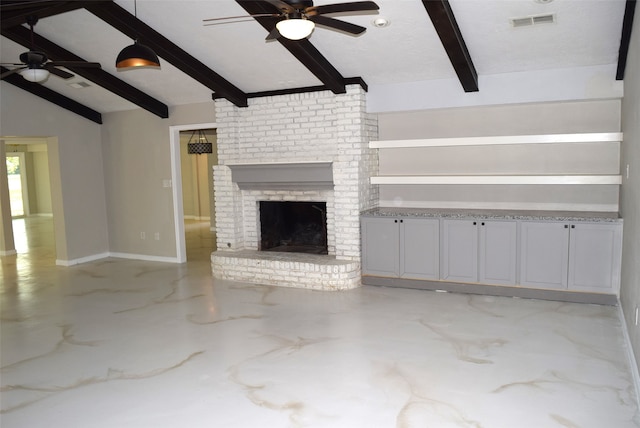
[259,201,328,255]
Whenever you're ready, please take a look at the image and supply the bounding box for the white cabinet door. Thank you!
[568,223,622,292]
[519,222,569,290]
[400,218,439,280]
[361,217,400,277]
[479,220,518,286]
[441,219,478,282]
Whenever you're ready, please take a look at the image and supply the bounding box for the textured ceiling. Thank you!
[0,0,629,115]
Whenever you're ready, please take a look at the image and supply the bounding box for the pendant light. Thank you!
[116,0,160,70]
[187,130,213,155]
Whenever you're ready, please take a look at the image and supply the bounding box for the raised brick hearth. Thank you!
[211,86,378,290]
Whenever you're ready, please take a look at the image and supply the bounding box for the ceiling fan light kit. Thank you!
[0,14,101,83]
[116,41,161,69]
[19,67,49,83]
[276,18,315,40]
[206,1,379,41]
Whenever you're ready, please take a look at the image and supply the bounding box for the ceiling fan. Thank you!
[204,1,380,41]
[1,15,101,83]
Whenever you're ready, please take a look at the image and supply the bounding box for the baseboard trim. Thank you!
[57,252,110,266]
[362,276,619,305]
[108,252,182,264]
[56,252,182,266]
[619,306,640,410]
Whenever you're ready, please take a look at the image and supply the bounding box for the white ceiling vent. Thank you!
[510,13,556,28]
[67,81,91,89]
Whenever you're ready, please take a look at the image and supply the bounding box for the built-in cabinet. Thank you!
[441,219,518,286]
[361,213,622,297]
[361,217,439,280]
[520,221,623,292]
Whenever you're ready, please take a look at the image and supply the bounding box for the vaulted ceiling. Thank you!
[0,0,635,124]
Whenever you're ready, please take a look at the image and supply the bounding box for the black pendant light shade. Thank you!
[116,41,160,69]
[187,130,213,155]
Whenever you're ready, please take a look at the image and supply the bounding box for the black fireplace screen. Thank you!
[259,201,328,255]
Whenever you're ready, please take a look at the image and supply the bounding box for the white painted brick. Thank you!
[212,86,377,289]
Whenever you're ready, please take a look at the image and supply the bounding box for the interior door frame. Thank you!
[169,122,217,263]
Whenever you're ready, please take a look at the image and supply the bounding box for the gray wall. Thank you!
[0,82,108,262]
[100,102,215,258]
[377,100,621,211]
[30,147,53,214]
[620,8,640,374]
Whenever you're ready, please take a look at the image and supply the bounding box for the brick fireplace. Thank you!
[211,86,378,290]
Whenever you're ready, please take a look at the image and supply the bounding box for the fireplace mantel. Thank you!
[229,162,333,190]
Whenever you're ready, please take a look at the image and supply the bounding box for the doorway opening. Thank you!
[2,141,55,261]
[6,153,27,217]
[169,123,218,262]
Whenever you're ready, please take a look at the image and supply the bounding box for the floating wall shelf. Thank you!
[371,175,622,185]
[370,132,623,149]
[370,132,623,187]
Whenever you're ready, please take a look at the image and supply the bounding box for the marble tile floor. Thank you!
[1,217,639,427]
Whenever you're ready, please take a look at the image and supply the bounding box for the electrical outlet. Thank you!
[154,232,160,240]
[140,232,146,240]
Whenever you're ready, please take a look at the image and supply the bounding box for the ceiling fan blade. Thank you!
[49,61,101,68]
[203,13,278,25]
[1,67,27,79]
[309,15,366,35]
[263,0,295,13]
[314,1,379,15]
[44,65,74,79]
[265,26,281,40]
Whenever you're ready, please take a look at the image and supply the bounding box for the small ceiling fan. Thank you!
[1,15,101,83]
[204,0,380,41]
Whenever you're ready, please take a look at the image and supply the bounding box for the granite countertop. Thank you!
[361,207,623,222]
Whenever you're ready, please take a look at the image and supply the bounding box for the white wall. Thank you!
[368,65,623,113]
[619,8,640,375]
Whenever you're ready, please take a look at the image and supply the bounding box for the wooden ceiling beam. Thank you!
[421,0,478,92]
[0,1,90,28]
[84,1,249,107]
[1,65,102,124]
[2,24,169,118]
[236,0,348,95]
[616,0,637,80]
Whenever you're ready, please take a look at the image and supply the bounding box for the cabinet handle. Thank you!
[571,225,575,229]
[564,225,569,228]
[481,222,485,226]
[400,219,403,223]
[473,221,477,225]
[394,219,398,223]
